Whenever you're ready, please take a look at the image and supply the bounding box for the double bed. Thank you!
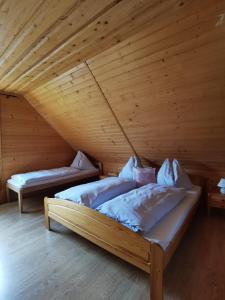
[44,174,204,300]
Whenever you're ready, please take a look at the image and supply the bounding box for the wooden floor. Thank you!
[0,197,224,300]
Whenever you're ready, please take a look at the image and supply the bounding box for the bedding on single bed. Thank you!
[8,169,99,188]
[96,183,186,233]
[8,150,98,187]
[10,167,87,185]
[55,177,137,209]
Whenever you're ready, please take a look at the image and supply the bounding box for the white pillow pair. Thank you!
[157,159,192,189]
[71,151,96,170]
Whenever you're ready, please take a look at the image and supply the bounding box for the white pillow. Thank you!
[157,159,175,186]
[173,159,192,189]
[119,156,139,180]
[71,151,96,170]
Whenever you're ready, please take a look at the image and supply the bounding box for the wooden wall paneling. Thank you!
[25,63,134,174]
[0,94,74,203]
[85,0,225,175]
[85,61,139,159]
[24,0,225,176]
[0,0,224,177]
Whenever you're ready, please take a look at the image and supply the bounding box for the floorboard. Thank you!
[0,197,224,300]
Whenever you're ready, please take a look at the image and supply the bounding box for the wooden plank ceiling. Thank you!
[25,63,134,172]
[0,0,174,93]
[0,0,225,175]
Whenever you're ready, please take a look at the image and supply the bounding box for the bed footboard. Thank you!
[44,197,166,299]
[44,197,152,273]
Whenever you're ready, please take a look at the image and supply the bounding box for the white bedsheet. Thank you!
[10,167,85,185]
[143,185,201,250]
[55,177,137,209]
[8,169,99,188]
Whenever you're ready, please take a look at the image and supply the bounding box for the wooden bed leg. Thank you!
[44,197,50,230]
[6,186,10,202]
[150,243,164,300]
[18,192,23,213]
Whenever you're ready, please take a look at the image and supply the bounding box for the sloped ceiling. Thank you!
[1,0,225,175]
[0,0,174,93]
[25,63,134,173]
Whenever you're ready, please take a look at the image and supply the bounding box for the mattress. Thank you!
[142,185,201,250]
[7,169,99,189]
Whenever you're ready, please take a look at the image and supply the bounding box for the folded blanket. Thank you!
[55,177,136,208]
[11,167,80,185]
[96,183,186,233]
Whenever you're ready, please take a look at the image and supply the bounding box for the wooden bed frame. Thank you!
[7,161,102,213]
[44,175,204,300]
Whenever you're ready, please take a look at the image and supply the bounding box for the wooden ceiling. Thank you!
[0,0,178,94]
[25,62,134,168]
[0,0,225,176]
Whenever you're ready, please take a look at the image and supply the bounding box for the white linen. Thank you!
[143,185,201,250]
[10,167,80,185]
[157,159,174,186]
[55,177,137,209]
[173,159,192,189]
[97,183,186,233]
[8,169,99,188]
[119,156,140,180]
[71,151,96,170]
[157,159,192,189]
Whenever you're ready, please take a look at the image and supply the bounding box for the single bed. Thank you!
[44,175,204,300]
[7,162,102,213]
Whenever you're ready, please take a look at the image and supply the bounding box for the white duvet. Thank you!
[11,167,80,185]
[55,177,137,209]
[97,183,186,233]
